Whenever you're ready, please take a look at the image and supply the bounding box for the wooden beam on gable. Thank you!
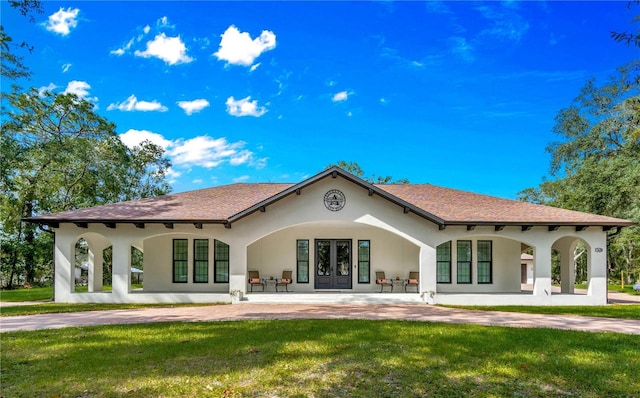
[439,225,446,230]
[104,222,116,229]
[548,225,560,231]
[521,225,533,231]
[331,171,338,178]
[494,225,505,231]
[296,188,301,195]
[134,223,145,229]
[403,206,410,214]
[368,188,374,196]
[74,222,88,229]
[194,223,203,229]
[224,222,232,229]
[575,225,588,232]
[466,225,476,231]
[163,223,174,229]
[259,206,266,213]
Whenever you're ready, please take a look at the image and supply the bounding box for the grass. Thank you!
[0,285,146,302]
[0,286,54,302]
[608,284,640,295]
[2,319,638,397]
[445,304,640,320]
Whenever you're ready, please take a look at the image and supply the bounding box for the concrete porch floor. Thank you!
[243,292,424,305]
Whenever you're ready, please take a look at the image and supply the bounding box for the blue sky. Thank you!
[3,1,636,199]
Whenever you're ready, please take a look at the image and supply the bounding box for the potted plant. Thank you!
[230,289,243,304]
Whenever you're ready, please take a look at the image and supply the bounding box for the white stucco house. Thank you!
[26,167,634,306]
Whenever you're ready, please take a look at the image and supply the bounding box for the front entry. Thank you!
[315,239,352,289]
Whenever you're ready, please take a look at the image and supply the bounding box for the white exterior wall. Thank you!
[50,174,613,305]
[436,237,521,293]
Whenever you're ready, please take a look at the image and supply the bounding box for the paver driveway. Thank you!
[2,303,639,334]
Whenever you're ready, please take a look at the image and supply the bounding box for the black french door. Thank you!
[314,239,352,289]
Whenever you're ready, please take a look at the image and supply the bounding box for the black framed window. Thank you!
[214,240,229,283]
[358,240,370,283]
[436,241,451,283]
[457,240,472,284]
[173,239,188,283]
[477,240,492,284]
[193,239,209,283]
[296,240,309,283]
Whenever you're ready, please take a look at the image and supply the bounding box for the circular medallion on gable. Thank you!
[324,189,346,211]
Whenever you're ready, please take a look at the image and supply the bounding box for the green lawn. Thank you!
[2,320,638,397]
[0,286,54,302]
[0,285,143,302]
[446,304,640,320]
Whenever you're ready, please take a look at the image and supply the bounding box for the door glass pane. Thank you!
[317,241,331,276]
[336,241,350,276]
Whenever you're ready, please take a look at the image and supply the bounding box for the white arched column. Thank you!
[54,226,75,302]
[111,238,131,302]
[554,237,579,294]
[532,246,552,298]
[86,237,110,293]
[419,244,436,304]
[229,237,248,294]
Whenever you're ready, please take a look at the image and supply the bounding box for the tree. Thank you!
[519,63,640,283]
[1,1,43,82]
[327,161,409,184]
[0,89,171,287]
[611,1,640,48]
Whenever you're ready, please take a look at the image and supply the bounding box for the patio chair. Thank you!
[375,271,393,293]
[276,270,293,292]
[248,270,264,292]
[405,271,419,292]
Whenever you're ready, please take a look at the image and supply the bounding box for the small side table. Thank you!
[263,278,277,291]
[391,279,405,292]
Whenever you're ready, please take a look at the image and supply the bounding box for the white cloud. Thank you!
[171,136,243,168]
[214,25,276,67]
[450,36,475,63]
[177,99,210,115]
[107,94,168,112]
[232,175,250,183]
[475,4,530,42]
[61,63,72,73]
[119,130,264,172]
[157,16,171,27]
[135,33,193,65]
[110,38,134,56]
[192,178,204,184]
[143,25,151,34]
[119,129,173,149]
[225,96,267,117]
[249,63,261,72]
[43,7,79,36]
[332,91,349,102]
[166,168,182,184]
[38,83,57,97]
[64,80,97,102]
